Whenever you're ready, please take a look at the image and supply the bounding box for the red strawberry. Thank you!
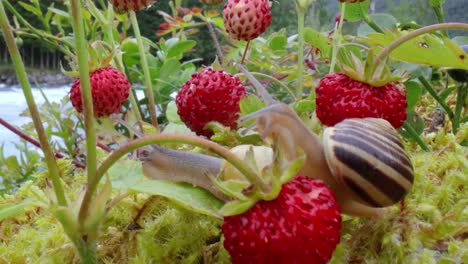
[176,68,247,137]
[222,176,342,264]
[200,0,224,5]
[316,72,407,128]
[109,0,156,12]
[70,67,131,118]
[222,0,272,41]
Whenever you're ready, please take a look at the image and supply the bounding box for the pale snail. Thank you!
[140,66,414,218]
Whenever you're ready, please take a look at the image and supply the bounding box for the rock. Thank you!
[0,68,73,87]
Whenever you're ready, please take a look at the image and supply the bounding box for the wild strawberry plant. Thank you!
[0,0,467,263]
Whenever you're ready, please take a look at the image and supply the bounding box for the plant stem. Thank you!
[105,3,143,127]
[235,71,297,100]
[241,40,250,65]
[295,2,307,99]
[363,14,384,33]
[206,21,223,65]
[402,122,429,151]
[129,11,159,130]
[374,23,468,66]
[432,5,448,37]
[0,0,67,206]
[70,0,97,183]
[453,83,467,134]
[329,3,346,74]
[418,76,454,119]
[70,0,98,261]
[78,134,270,219]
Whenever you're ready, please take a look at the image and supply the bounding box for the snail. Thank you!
[139,65,414,218]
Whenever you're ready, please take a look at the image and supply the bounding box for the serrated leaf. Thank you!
[131,180,223,217]
[339,0,370,22]
[239,95,265,116]
[359,30,468,69]
[294,99,315,114]
[304,28,332,58]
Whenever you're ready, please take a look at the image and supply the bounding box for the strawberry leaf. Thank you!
[304,28,332,58]
[359,30,468,69]
[108,159,223,217]
[405,81,423,112]
[339,0,370,22]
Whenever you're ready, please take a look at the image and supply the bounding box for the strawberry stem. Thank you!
[235,71,297,100]
[418,76,454,119]
[0,0,67,206]
[294,1,309,99]
[206,21,224,65]
[241,40,250,65]
[373,23,468,66]
[329,3,346,74]
[70,0,99,262]
[129,10,159,130]
[452,83,467,134]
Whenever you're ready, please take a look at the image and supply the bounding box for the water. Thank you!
[0,84,70,157]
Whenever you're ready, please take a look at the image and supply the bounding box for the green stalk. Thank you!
[363,14,384,33]
[70,0,97,183]
[432,5,448,37]
[70,0,98,262]
[294,1,307,99]
[418,76,454,119]
[328,3,346,74]
[104,4,143,125]
[402,122,430,151]
[0,0,67,206]
[84,134,270,207]
[235,71,297,100]
[453,83,467,134]
[129,11,159,129]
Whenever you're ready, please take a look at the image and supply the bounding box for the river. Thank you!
[0,83,70,157]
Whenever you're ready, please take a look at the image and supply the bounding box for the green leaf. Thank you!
[157,58,181,81]
[357,14,398,36]
[429,0,445,7]
[166,40,197,59]
[108,160,222,216]
[339,0,370,22]
[399,111,425,139]
[218,199,255,216]
[268,35,287,51]
[239,94,266,117]
[294,99,315,114]
[0,199,35,221]
[405,81,423,112]
[304,28,332,58]
[131,180,223,217]
[439,86,457,102]
[166,101,182,124]
[18,2,42,18]
[359,30,468,69]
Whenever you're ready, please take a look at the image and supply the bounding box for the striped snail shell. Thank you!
[322,118,414,208]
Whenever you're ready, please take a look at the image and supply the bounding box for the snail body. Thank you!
[239,103,414,217]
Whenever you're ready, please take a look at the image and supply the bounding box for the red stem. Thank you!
[0,118,86,169]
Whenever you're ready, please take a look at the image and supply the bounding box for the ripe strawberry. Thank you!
[70,67,131,118]
[316,72,407,128]
[109,0,156,12]
[222,0,272,41]
[222,176,342,264]
[176,68,246,137]
[200,0,224,6]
